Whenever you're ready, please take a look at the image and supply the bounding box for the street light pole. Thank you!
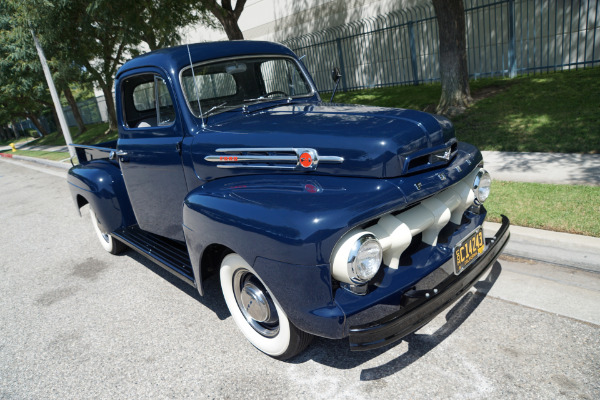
[31,29,76,158]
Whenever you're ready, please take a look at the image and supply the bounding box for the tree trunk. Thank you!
[28,113,48,137]
[206,0,246,40]
[51,108,62,135]
[100,82,118,132]
[432,0,472,116]
[63,86,87,134]
[220,18,244,40]
[10,120,20,139]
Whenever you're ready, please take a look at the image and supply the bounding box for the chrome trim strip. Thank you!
[215,148,296,153]
[68,144,114,152]
[319,156,345,163]
[216,164,298,170]
[204,147,344,170]
[205,155,298,163]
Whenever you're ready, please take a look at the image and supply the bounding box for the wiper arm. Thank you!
[202,102,228,117]
[243,96,271,103]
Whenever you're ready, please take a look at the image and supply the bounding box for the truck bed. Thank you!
[70,140,118,166]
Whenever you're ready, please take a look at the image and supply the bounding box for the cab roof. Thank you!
[116,41,297,78]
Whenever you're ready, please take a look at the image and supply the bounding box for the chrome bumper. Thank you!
[348,215,510,351]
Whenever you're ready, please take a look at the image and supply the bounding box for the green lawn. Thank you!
[0,135,36,147]
[485,181,600,237]
[31,122,115,146]
[333,67,600,154]
[2,149,71,161]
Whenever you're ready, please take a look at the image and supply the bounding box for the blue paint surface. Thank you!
[68,41,493,339]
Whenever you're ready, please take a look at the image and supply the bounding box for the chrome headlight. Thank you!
[473,168,491,204]
[348,234,382,283]
[332,232,382,285]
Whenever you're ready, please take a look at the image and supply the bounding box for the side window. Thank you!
[123,74,175,128]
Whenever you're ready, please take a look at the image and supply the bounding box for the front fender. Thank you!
[183,174,406,267]
[182,174,406,337]
[67,160,136,234]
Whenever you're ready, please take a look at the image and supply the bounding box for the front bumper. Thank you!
[348,215,510,350]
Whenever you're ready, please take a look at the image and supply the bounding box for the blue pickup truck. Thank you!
[67,40,510,360]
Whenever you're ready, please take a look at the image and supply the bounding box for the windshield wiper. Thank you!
[243,96,272,103]
[202,102,228,117]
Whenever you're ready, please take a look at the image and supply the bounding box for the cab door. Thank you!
[117,69,188,241]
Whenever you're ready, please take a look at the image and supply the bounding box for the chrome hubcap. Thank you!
[233,269,279,337]
[240,282,270,322]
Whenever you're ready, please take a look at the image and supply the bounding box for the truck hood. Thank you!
[193,102,457,179]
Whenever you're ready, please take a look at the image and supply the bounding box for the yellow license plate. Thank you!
[453,227,485,275]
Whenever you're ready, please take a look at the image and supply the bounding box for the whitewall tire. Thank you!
[89,207,125,255]
[220,253,312,360]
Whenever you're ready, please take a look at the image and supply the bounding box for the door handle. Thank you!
[116,149,129,162]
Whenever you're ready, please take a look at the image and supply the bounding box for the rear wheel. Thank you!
[89,207,125,254]
[220,253,312,360]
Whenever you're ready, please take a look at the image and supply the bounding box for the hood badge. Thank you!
[205,148,344,171]
[433,147,452,162]
[414,182,422,190]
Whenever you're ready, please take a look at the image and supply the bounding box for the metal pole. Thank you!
[31,29,76,158]
[508,0,517,78]
[408,21,419,85]
[335,38,348,92]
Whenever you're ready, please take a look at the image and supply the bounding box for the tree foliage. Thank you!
[0,0,52,135]
[130,0,217,50]
[3,0,216,133]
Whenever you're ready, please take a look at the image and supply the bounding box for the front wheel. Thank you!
[89,207,125,255]
[220,253,312,360]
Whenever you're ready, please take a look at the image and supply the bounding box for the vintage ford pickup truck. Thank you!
[68,41,510,360]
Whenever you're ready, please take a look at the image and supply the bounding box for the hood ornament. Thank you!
[433,147,452,162]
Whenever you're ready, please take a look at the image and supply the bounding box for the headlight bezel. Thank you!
[473,168,491,204]
[346,234,383,284]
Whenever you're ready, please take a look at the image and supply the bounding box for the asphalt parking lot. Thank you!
[1,159,599,399]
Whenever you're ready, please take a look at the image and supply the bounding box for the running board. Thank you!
[112,226,195,287]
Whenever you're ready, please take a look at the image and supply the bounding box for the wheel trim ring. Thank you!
[90,209,111,244]
[232,269,280,338]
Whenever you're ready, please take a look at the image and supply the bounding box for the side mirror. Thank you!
[331,67,341,84]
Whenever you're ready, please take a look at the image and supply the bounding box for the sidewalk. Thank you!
[0,141,71,169]
[481,151,600,186]
[17,144,70,152]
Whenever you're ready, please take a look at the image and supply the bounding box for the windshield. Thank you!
[180,56,313,117]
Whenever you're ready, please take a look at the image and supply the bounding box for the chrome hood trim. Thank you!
[205,148,344,171]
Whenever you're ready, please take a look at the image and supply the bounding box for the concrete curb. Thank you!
[484,221,600,273]
[0,153,71,170]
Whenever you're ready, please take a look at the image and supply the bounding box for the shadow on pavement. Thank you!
[123,247,502,373]
[291,262,502,377]
[125,250,231,321]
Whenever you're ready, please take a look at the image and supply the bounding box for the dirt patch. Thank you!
[470,82,514,103]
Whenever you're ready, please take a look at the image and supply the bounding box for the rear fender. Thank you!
[67,160,136,234]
